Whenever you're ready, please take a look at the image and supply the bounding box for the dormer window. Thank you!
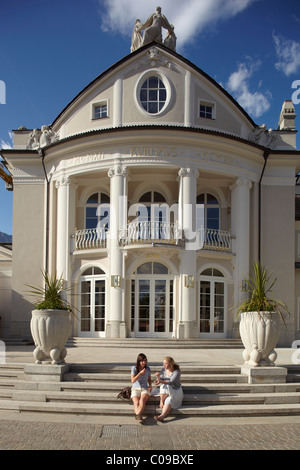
[93,101,108,120]
[199,100,216,120]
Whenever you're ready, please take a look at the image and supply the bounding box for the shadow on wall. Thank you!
[8,289,37,339]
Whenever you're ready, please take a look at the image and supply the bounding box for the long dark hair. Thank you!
[136,353,147,372]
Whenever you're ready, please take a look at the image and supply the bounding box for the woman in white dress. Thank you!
[154,356,183,421]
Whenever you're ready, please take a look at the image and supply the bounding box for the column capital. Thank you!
[55,175,71,189]
[230,177,252,191]
[178,167,199,178]
[108,165,127,178]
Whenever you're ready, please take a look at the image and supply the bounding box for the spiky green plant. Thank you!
[26,271,72,311]
[236,262,290,325]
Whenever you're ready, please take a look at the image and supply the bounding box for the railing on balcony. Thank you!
[74,228,107,250]
[119,221,183,246]
[198,228,231,252]
[74,226,231,252]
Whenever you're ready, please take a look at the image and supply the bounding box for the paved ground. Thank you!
[1,413,300,451]
[1,344,300,452]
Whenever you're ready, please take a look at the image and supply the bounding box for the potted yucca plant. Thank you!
[27,271,73,364]
[236,262,290,367]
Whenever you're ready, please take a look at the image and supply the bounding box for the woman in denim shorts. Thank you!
[131,353,152,423]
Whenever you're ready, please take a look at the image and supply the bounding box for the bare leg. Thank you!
[132,394,149,418]
[138,393,149,415]
[159,393,168,408]
[132,396,140,416]
[155,403,172,421]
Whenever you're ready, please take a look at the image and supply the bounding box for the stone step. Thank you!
[0,362,300,418]
[1,387,300,406]
[68,364,242,374]
[0,337,34,346]
[66,337,243,349]
[63,372,248,384]
[2,378,300,396]
[0,398,300,417]
[0,364,25,380]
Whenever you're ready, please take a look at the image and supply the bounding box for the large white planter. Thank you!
[239,311,281,367]
[30,309,72,364]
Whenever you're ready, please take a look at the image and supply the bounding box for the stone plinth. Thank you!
[24,364,69,382]
[241,365,287,384]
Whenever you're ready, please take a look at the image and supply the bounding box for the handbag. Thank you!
[117,386,132,400]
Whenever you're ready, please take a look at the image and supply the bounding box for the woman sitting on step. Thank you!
[131,353,152,424]
[154,356,183,422]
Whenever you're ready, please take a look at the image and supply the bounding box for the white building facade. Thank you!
[1,40,300,346]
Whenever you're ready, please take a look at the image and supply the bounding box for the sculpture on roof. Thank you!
[26,125,59,150]
[131,6,176,52]
[248,124,279,149]
[131,19,143,52]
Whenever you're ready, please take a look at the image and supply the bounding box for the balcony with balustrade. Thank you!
[73,223,232,253]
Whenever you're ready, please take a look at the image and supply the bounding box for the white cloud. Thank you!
[226,59,271,118]
[273,32,300,76]
[0,132,13,150]
[99,0,256,47]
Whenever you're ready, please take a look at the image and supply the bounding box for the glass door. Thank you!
[199,273,225,337]
[79,276,106,337]
[134,278,172,337]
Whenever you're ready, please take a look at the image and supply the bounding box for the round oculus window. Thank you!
[139,76,167,114]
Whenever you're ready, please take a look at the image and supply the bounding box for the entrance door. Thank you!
[137,279,169,335]
[199,268,226,337]
[131,262,173,337]
[79,267,106,337]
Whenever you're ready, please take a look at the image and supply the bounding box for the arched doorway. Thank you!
[199,267,226,338]
[131,262,174,337]
[78,266,106,337]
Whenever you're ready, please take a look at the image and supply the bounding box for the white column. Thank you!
[230,177,252,306]
[107,164,127,338]
[178,167,199,338]
[55,175,75,282]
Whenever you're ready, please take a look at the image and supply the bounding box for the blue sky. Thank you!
[0,0,299,235]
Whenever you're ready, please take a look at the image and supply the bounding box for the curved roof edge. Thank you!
[33,124,275,154]
[2,126,300,158]
[51,41,257,129]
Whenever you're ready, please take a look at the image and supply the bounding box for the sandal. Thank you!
[135,414,144,424]
[154,415,164,422]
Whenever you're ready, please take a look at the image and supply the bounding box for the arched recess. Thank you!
[198,265,228,338]
[130,261,175,338]
[75,264,107,337]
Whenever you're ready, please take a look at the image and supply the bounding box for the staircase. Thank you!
[66,337,243,349]
[1,362,300,418]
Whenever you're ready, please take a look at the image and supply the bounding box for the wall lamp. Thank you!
[184,275,195,288]
[111,275,121,287]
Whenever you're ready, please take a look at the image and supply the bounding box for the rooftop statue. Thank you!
[131,6,176,52]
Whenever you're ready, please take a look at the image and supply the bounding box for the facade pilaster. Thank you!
[178,167,199,338]
[55,175,76,282]
[107,164,127,338]
[230,177,252,307]
[113,77,123,128]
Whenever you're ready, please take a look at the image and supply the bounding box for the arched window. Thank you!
[129,191,169,241]
[196,193,220,230]
[134,262,169,275]
[85,192,110,230]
